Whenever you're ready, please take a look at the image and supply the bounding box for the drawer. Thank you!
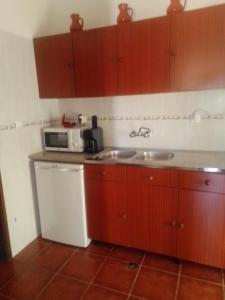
[127,166,178,187]
[179,171,225,193]
[84,164,126,181]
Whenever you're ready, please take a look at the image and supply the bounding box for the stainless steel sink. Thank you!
[135,151,175,161]
[95,150,137,160]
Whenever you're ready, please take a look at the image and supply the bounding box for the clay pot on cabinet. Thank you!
[117,3,133,24]
[167,0,184,15]
[70,14,84,32]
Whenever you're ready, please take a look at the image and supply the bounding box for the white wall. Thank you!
[0,0,49,38]
[0,29,59,256]
[59,90,225,151]
[45,0,225,35]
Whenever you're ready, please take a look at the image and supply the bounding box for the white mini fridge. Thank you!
[34,161,90,247]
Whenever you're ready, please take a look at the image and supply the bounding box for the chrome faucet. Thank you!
[129,127,152,138]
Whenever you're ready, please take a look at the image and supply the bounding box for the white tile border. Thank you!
[0,113,224,132]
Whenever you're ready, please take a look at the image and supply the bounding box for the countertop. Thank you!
[85,148,225,173]
[30,149,225,173]
[30,151,91,164]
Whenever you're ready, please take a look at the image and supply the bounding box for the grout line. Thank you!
[181,274,223,287]
[91,283,130,297]
[79,247,115,300]
[33,247,79,300]
[127,253,146,299]
[174,263,182,300]
[141,264,180,277]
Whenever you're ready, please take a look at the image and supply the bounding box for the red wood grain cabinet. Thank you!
[170,4,225,91]
[126,167,178,256]
[33,4,225,98]
[117,16,170,94]
[72,26,118,97]
[72,16,170,97]
[127,183,178,256]
[177,190,225,268]
[177,170,225,268]
[85,164,225,268]
[33,33,75,98]
[84,165,129,246]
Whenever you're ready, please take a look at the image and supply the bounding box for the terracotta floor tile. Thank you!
[1,268,53,300]
[110,246,144,264]
[132,266,178,300]
[94,258,138,293]
[143,253,179,274]
[60,250,104,282]
[86,241,113,256]
[31,244,74,272]
[37,275,87,300]
[14,239,50,264]
[83,285,128,300]
[0,260,28,288]
[177,277,224,300]
[182,261,222,284]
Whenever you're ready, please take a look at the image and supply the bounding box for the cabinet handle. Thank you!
[121,214,127,220]
[168,49,176,56]
[67,62,74,68]
[171,220,177,228]
[204,179,210,186]
[117,57,124,63]
[98,171,106,176]
[111,57,117,64]
[178,223,184,229]
[147,176,154,181]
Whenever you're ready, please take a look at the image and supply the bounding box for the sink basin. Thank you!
[96,150,136,160]
[136,151,175,161]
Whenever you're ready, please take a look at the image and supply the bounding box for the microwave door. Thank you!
[44,132,68,150]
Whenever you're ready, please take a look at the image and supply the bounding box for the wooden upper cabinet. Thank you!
[117,17,170,94]
[72,26,118,97]
[33,33,75,98]
[170,4,225,91]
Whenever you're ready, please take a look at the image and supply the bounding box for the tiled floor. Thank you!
[0,238,224,300]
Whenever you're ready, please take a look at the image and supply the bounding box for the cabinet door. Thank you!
[85,180,129,246]
[177,190,225,268]
[117,16,170,94]
[73,26,117,97]
[33,34,75,98]
[128,184,177,256]
[170,4,225,91]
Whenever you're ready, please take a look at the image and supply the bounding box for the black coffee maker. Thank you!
[83,116,104,153]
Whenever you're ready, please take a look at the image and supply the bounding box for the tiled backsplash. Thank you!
[59,90,225,151]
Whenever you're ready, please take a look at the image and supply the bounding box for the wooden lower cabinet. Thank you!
[177,190,225,268]
[127,183,177,257]
[85,180,129,247]
[85,165,225,268]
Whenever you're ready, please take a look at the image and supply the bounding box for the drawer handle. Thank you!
[121,214,127,220]
[204,179,210,186]
[147,176,154,181]
[177,223,184,229]
[99,171,107,176]
[171,220,177,228]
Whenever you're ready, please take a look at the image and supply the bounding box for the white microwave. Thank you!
[43,127,86,152]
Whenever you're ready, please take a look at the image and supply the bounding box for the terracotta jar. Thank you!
[70,14,84,32]
[167,0,184,15]
[117,3,133,24]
